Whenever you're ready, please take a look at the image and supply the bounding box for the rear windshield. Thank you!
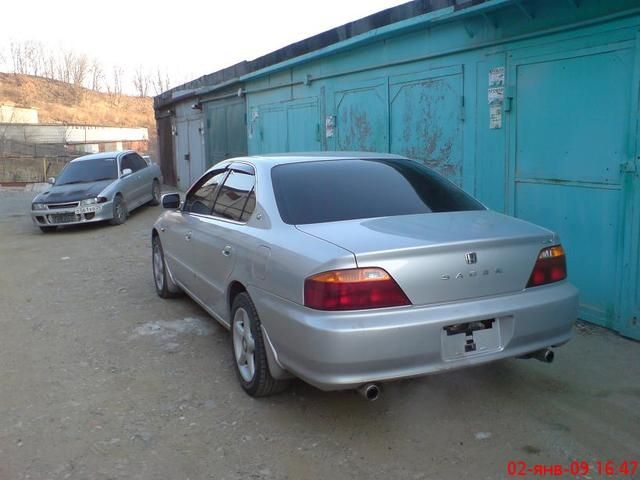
[271,159,485,225]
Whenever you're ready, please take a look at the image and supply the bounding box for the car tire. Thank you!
[231,292,289,397]
[149,180,161,206]
[39,226,56,233]
[152,235,181,298]
[109,195,127,225]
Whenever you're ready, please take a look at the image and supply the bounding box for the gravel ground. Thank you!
[0,187,639,480]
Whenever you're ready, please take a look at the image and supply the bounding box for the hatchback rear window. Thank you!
[271,159,484,225]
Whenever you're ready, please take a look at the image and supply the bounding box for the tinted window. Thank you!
[131,154,148,171]
[56,158,118,185]
[184,171,227,215]
[271,159,484,225]
[120,155,135,173]
[213,171,256,222]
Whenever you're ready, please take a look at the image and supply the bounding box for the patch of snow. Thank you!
[133,317,214,340]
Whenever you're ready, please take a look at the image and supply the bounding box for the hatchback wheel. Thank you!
[110,195,127,225]
[231,293,289,397]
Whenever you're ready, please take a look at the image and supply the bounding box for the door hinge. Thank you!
[620,160,637,173]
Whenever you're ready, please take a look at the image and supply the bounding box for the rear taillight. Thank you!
[304,267,411,311]
[527,245,567,288]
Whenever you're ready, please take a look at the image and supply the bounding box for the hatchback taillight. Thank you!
[527,245,567,288]
[304,267,411,311]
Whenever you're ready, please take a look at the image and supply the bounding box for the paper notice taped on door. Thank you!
[488,67,505,129]
[489,104,502,129]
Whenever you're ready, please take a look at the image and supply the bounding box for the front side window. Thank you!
[183,170,228,215]
[120,155,136,173]
[212,171,256,222]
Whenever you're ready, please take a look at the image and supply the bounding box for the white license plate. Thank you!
[75,206,101,214]
[441,319,503,360]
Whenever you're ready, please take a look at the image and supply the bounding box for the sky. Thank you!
[1,0,409,92]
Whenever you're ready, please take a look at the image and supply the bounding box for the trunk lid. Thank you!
[296,211,556,306]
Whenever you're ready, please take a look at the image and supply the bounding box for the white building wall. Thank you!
[0,124,148,144]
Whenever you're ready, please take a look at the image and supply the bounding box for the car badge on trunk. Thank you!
[465,252,477,264]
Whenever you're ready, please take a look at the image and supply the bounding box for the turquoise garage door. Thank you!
[508,40,640,339]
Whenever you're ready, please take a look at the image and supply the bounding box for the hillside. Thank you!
[0,72,156,148]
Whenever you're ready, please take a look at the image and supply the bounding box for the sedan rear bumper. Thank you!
[251,282,578,391]
[31,201,114,226]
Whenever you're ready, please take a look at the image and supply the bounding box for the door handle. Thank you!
[185,231,192,241]
[222,245,232,257]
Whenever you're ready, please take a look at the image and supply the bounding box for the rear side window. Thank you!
[184,171,227,215]
[271,159,484,225]
[213,171,256,222]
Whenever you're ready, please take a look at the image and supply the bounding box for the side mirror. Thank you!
[47,177,56,185]
[121,168,133,177]
[161,193,181,209]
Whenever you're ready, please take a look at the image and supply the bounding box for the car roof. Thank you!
[70,150,134,162]
[230,151,408,166]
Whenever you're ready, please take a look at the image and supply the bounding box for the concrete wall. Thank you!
[0,124,148,144]
[0,105,38,123]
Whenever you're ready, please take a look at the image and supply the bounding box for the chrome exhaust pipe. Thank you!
[532,348,554,363]
[357,383,381,401]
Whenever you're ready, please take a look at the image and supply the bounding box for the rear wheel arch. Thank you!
[230,291,290,396]
[228,281,247,317]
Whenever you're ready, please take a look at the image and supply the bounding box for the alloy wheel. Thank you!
[233,307,256,382]
[153,241,164,291]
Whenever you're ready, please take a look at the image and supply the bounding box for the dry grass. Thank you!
[0,73,153,126]
[0,73,156,153]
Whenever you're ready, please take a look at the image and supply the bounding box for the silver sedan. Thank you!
[152,153,578,399]
[31,150,162,232]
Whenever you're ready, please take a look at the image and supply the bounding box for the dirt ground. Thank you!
[0,187,639,480]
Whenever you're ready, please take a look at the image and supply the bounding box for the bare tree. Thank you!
[7,40,47,76]
[10,40,26,74]
[88,58,104,91]
[23,40,44,76]
[57,49,75,83]
[70,52,89,86]
[42,48,59,80]
[152,68,172,95]
[132,67,150,97]
[106,65,124,105]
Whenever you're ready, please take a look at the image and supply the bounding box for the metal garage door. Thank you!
[175,118,204,191]
[204,99,247,167]
[389,65,464,186]
[334,79,388,153]
[508,41,639,339]
[254,99,320,154]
